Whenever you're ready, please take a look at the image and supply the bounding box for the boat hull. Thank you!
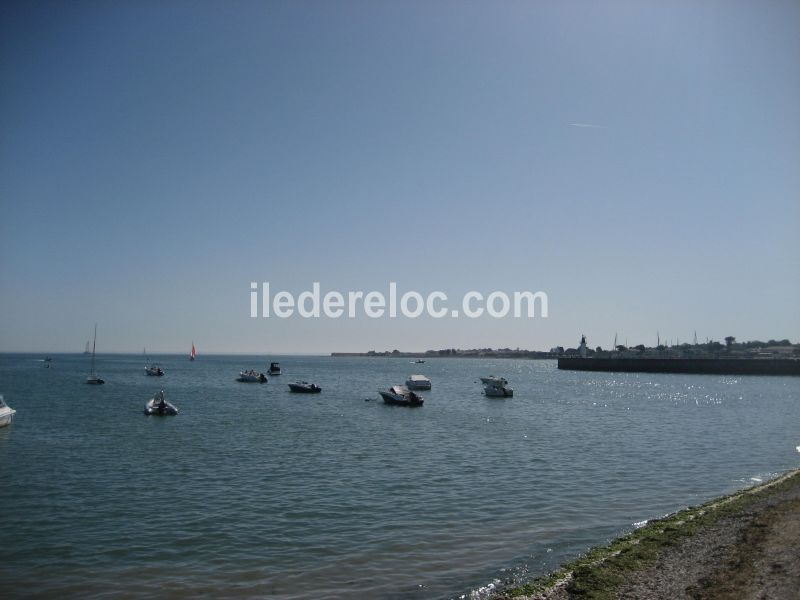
[288,383,321,393]
[237,373,267,383]
[484,385,513,398]
[144,398,178,416]
[86,376,105,385]
[379,391,424,406]
[406,381,431,390]
[0,409,15,427]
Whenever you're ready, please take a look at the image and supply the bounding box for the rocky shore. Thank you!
[501,469,800,599]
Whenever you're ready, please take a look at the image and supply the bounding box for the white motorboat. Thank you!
[237,370,267,383]
[268,362,281,376]
[0,395,16,427]
[405,374,432,390]
[144,390,178,416]
[379,385,424,407]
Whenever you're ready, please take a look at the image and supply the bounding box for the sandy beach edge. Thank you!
[498,468,800,599]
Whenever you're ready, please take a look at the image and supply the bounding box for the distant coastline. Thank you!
[333,338,800,362]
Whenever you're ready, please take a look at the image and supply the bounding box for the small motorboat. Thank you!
[480,376,508,386]
[405,374,432,390]
[44,356,52,362]
[144,390,178,416]
[145,364,165,377]
[0,395,16,427]
[379,385,424,407]
[237,370,267,383]
[484,382,513,397]
[415,359,425,363]
[268,362,281,376]
[288,381,321,393]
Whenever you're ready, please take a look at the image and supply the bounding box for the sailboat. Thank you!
[190,342,196,362]
[83,341,91,355]
[86,324,105,385]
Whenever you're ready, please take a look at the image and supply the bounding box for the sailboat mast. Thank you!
[91,324,97,374]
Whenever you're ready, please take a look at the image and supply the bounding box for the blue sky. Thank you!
[1,1,798,353]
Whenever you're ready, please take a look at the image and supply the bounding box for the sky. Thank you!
[1,0,798,354]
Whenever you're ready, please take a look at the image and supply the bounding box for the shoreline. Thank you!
[499,468,800,599]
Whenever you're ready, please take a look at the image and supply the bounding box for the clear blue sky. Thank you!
[1,1,798,353]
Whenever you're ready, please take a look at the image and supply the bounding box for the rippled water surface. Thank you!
[1,354,799,598]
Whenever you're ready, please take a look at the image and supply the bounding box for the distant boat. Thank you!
[144,348,164,376]
[145,364,164,377]
[86,324,105,385]
[379,385,424,407]
[288,381,321,393]
[0,395,16,427]
[268,362,281,376]
[144,390,178,416]
[190,342,196,361]
[405,374,432,390]
[237,370,267,383]
[44,356,52,362]
[83,341,91,355]
[415,359,425,363]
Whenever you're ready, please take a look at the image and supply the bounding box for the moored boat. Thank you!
[480,375,508,386]
[144,390,178,416]
[237,370,267,383]
[0,395,16,427]
[405,374,432,390]
[86,324,105,385]
[144,349,164,376]
[268,362,281,376]
[288,381,321,393]
[379,385,424,407]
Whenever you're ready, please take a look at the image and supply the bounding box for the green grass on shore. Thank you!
[502,470,800,599]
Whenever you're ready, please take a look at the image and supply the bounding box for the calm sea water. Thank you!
[1,354,799,599]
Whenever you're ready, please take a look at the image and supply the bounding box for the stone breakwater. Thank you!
[557,356,800,376]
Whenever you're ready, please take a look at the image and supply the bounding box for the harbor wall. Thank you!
[557,357,800,376]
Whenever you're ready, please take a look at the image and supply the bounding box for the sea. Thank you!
[1,353,799,599]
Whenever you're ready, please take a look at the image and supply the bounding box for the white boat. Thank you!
[0,395,16,427]
[86,324,105,385]
[379,385,424,407]
[405,374,432,390]
[480,375,508,386]
[144,390,178,416]
[268,362,281,376]
[483,382,513,397]
[83,341,91,355]
[237,370,267,383]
